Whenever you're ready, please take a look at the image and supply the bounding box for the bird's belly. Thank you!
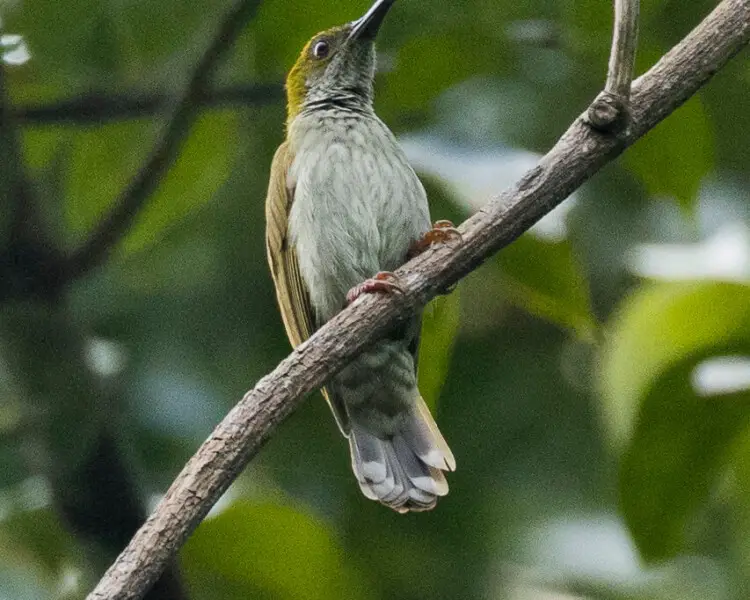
[289,141,429,324]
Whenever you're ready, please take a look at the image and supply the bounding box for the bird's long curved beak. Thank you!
[348,0,396,41]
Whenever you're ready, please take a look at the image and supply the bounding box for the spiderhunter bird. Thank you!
[265,0,456,512]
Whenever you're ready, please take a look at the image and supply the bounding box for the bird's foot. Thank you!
[408,220,462,258]
[346,271,404,305]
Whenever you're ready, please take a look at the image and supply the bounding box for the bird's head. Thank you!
[285,0,395,126]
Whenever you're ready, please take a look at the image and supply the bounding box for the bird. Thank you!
[264,0,456,512]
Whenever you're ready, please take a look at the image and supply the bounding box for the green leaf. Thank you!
[22,128,65,174]
[726,428,750,582]
[4,0,218,86]
[123,110,238,255]
[623,95,714,210]
[2,0,103,82]
[620,361,750,562]
[378,32,496,114]
[64,121,154,243]
[496,233,597,341]
[182,501,374,600]
[250,0,364,79]
[418,289,460,412]
[599,281,750,449]
[599,281,750,561]
[118,0,219,68]
[0,440,26,489]
[0,510,78,576]
[0,303,102,472]
[64,110,238,256]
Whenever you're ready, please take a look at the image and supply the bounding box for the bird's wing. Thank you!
[264,142,350,434]
[265,142,315,347]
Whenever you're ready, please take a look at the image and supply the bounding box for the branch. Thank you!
[588,0,640,131]
[0,57,64,300]
[56,432,189,600]
[13,84,283,125]
[607,0,640,98]
[87,1,750,598]
[60,0,263,282]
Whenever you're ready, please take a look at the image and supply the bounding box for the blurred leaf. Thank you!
[4,0,221,87]
[64,121,153,242]
[65,110,238,255]
[379,32,495,114]
[420,173,469,228]
[562,0,612,55]
[642,0,718,49]
[0,303,102,472]
[620,361,750,562]
[3,0,115,84]
[22,128,65,173]
[624,95,714,210]
[0,439,26,489]
[727,431,750,588]
[600,281,750,561]
[250,0,364,79]
[599,281,750,449]
[82,13,121,80]
[123,110,238,255]
[496,234,597,341]
[118,0,219,70]
[0,509,77,575]
[418,289,460,412]
[182,501,373,600]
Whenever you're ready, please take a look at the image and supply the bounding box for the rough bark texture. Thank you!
[87,1,750,598]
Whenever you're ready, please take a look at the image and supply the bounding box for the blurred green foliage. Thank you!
[497,234,597,341]
[1,0,749,599]
[183,501,375,600]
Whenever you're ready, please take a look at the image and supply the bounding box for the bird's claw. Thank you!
[408,220,462,258]
[346,271,404,305]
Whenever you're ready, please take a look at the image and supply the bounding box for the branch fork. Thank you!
[586,0,640,132]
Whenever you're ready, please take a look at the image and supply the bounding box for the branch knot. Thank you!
[586,91,631,133]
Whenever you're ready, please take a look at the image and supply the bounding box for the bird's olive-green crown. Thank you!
[285,0,395,126]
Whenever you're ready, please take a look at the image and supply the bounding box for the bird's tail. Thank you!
[348,396,455,513]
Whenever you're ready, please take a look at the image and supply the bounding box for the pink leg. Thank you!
[408,220,462,259]
[346,271,404,305]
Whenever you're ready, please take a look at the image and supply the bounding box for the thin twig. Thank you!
[607,0,640,98]
[13,84,284,125]
[60,0,263,282]
[0,61,64,300]
[587,0,640,131]
[86,1,750,598]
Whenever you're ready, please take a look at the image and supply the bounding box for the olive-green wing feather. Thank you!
[265,142,314,347]
[264,142,350,434]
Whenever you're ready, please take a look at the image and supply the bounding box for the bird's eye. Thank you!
[312,40,330,59]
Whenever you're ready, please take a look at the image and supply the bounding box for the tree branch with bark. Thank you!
[87,0,750,598]
[587,0,640,131]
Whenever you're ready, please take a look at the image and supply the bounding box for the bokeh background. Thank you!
[1,0,750,598]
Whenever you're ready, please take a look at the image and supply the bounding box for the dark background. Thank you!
[1,0,750,599]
